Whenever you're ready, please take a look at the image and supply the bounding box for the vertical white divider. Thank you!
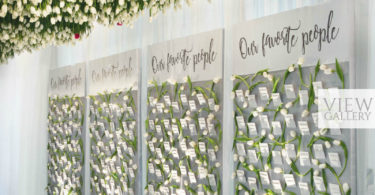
[83,61,90,195]
[222,1,244,194]
[136,50,143,195]
[140,25,148,194]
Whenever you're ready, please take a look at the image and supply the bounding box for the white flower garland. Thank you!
[0,0,202,64]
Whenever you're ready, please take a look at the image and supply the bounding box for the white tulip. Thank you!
[325,141,331,149]
[256,106,264,112]
[319,128,328,135]
[246,140,254,146]
[213,78,220,84]
[288,65,295,72]
[320,64,327,70]
[231,92,235,100]
[324,68,333,75]
[343,183,350,193]
[285,102,293,109]
[267,74,273,82]
[274,167,283,174]
[280,108,288,116]
[312,159,319,166]
[290,130,296,138]
[268,134,275,140]
[319,163,327,169]
[313,131,320,137]
[301,109,309,118]
[314,170,320,176]
[239,156,245,163]
[249,164,254,171]
[261,129,266,136]
[333,140,341,146]
[285,157,292,165]
[215,162,221,167]
[297,57,304,65]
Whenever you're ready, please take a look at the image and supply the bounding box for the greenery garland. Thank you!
[0,0,202,64]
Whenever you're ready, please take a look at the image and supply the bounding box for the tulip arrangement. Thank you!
[144,76,222,194]
[232,58,350,195]
[88,88,138,194]
[47,95,85,195]
[0,0,205,64]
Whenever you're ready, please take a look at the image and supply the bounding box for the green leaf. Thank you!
[335,59,345,88]
[251,69,268,81]
[314,60,320,81]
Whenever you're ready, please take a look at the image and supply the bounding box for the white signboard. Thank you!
[48,63,85,97]
[148,29,223,83]
[88,50,139,95]
[232,0,354,74]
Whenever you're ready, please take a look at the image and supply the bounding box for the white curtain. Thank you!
[0,0,374,194]
[0,48,53,195]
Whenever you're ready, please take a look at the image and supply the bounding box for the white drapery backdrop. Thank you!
[0,0,374,194]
